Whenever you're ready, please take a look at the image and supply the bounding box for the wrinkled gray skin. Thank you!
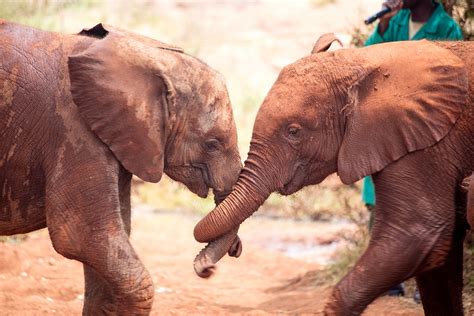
[0,20,242,314]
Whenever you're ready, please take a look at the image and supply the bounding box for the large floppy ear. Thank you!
[311,33,343,54]
[337,41,469,184]
[68,24,177,183]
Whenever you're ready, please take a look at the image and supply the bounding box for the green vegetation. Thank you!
[441,0,474,40]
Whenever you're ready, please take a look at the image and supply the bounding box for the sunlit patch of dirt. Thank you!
[0,211,423,315]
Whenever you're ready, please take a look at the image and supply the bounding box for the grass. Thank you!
[259,175,365,221]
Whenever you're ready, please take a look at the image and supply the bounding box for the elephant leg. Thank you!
[324,156,459,315]
[415,234,464,316]
[46,168,153,315]
[415,187,467,316]
[324,227,431,315]
[83,265,115,314]
[82,168,133,314]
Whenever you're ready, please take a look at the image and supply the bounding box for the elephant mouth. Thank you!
[192,162,212,186]
[280,165,306,195]
[281,180,301,195]
[165,165,210,198]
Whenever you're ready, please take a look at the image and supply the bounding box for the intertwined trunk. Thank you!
[194,149,275,243]
[193,227,241,278]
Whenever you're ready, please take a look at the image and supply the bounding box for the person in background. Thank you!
[362,0,463,303]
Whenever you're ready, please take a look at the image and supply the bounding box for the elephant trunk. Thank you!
[193,227,241,278]
[193,188,242,278]
[194,152,274,243]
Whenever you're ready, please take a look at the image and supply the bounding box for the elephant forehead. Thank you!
[197,100,234,135]
[258,81,322,121]
[194,76,235,135]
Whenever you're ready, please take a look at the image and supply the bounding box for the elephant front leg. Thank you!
[324,232,429,315]
[82,169,134,314]
[324,168,459,315]
[46,174,153,315]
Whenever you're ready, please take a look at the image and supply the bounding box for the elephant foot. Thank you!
[323,288,358,316]
[83,300,117,316]
[82,276,154,315]
[83,290,116,316]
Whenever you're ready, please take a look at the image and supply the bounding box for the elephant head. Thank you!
[68,24,243,266]
[193,37,468,244]
[68,23,241,199]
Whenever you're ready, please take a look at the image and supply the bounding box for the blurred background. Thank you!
[0,0,472,314]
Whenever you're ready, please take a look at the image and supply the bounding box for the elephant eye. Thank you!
[204,139,221,152]
[287,124,302,138]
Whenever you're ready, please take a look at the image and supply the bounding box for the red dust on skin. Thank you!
[194,38,474,315]
[0,20,241,314]
[467,174,474,228]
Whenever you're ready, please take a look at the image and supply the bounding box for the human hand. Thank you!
[380,0,403,22]
[378,0,403,35]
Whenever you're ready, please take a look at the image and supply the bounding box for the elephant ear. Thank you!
[311,33,343,54]
[337,40,469,184]
[68,25,178,183]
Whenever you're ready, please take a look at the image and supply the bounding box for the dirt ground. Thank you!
[0,208,423,315]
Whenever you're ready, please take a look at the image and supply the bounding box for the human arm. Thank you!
[365,0,403,46]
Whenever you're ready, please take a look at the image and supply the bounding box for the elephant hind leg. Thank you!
[415,226,465,316]
[415,184,470,316]
[467,173,474,229]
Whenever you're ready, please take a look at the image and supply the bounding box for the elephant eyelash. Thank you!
[287,124,302,138]
[204,139,221,152]
[288,127,300,136]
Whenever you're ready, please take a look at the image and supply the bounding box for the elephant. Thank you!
[194,35,474,315]
[0,20,243,314]
[468,174,474,229]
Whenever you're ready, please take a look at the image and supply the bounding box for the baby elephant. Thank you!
[0,20,241,314]
[195,36,473,315]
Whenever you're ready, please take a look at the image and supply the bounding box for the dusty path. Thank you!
[0,209,422,315]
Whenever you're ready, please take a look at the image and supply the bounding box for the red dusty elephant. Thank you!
[468,174,474,229]
[194,37,474,315]
[0,20,242,314]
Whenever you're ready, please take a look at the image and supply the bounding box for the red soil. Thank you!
[0,211,423,315]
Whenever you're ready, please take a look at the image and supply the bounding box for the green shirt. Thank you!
[365,2,463,46]
[362,2,463,206]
